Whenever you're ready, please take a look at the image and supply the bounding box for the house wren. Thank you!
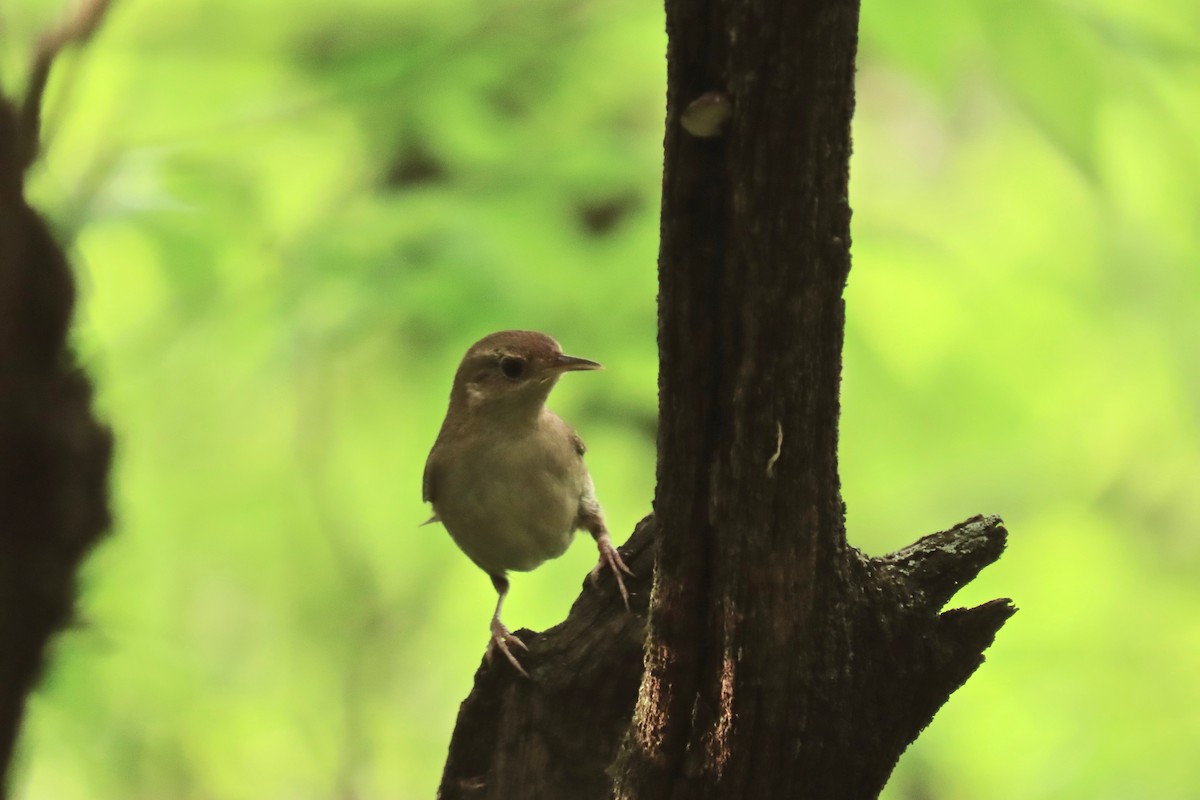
[423,330,632,676]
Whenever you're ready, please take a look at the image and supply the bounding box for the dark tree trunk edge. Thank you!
[0,3,116,793]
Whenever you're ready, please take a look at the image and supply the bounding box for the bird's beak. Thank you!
[554,354,603,372]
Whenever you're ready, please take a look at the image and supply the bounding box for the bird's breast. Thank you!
[434,425,587,575]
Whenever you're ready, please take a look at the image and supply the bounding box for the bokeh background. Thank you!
[3,0,1198,797]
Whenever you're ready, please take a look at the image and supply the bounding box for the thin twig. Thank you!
[18,0,114,170]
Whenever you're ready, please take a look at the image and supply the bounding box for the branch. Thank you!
[938,599,1017,657]
[877,514,1008,611]
[19,0,115,172]
[865,519,1015,756]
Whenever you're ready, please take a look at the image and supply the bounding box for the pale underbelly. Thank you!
[437,465,582,575]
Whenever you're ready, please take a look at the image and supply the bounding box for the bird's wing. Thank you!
[420,449,442,525]
[570,428,587,457]
[422,447,440,505]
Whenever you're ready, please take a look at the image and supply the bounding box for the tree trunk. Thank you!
[441,0,1015,796]
[0,5,115,792]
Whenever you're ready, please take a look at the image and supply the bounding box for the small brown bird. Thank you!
[423,330,631,676]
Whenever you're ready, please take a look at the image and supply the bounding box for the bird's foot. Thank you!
[486,618,530,678]
[590,532,634,610]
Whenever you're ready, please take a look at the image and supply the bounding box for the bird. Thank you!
[422,330,632,676]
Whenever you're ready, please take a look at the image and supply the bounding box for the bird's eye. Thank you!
[499,356,527,380]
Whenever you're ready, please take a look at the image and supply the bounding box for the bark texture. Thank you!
[440,518,657,800]
[0,4,115,792]
[440,0,1015,796]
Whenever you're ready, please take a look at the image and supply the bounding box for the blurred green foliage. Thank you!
[3,0,1197,797]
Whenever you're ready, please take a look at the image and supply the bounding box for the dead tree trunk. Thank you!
[440,0,1014,797]
[0,3,115,795]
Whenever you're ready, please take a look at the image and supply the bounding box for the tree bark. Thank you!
[0,3,115,794]
[440,0,1015,796]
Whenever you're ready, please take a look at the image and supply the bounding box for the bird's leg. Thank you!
[591,529,633,609]
[485,573,529,678]
[580,506,633,610]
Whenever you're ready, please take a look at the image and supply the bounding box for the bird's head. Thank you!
[448,330,601,418]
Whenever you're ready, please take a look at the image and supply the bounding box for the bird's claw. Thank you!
[590,534,634,610]
[486,619,530,678]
